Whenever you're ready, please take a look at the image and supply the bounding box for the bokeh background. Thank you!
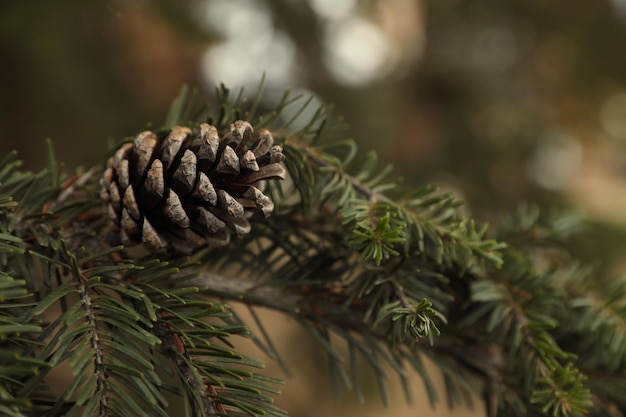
[3,1,626,416]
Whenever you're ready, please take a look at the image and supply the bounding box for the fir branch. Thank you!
[565,280,626,372]
[303,145,388,203]
[74,268,108,417]
[531,363,592,417]
[132,299,218,417]
[283,138,505,271]
[190,268,446,392]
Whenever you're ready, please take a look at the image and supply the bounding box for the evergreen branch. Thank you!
[0,271,44,417]
[282,138,505,271]
[566,280,626,372]
[133,299,218,417]
[531,363,592,417]
[197,269,462,410]
[19,250,170,417]
[190,269,447,403]
[129,265,287,417]
[453,218,598,417]
[73,265,108,417]
[303,145,388,203]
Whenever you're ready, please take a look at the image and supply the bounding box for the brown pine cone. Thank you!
[100,121,286,252]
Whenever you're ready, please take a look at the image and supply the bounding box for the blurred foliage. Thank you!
[0,0,211,171]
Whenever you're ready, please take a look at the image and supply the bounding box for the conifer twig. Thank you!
[76,272,109,417]
[284,136,387,202]
[307,151,386,202]
[132,299,219,417]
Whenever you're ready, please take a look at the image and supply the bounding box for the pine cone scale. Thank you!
[238,164,286,184]
[249,130,273,157]
[164,190,190,229]
[193,172,217,205]
[241,150,260,171]
[160,127,190,171]
[143,159,165,207]
[191,124,220,170]
[171,150,197,196]
[215,146,240,177]
[133,132,158,180]
[123,185,140,220]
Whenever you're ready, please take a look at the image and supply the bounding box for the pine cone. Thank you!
[100,121,286,252]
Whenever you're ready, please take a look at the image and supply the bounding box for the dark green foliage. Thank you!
[1,83,626,417]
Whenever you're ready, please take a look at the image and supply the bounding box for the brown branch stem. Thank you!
[74,271,109,417]
[189,270,373,334]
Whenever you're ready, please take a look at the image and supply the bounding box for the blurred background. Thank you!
[3,0,626,415]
